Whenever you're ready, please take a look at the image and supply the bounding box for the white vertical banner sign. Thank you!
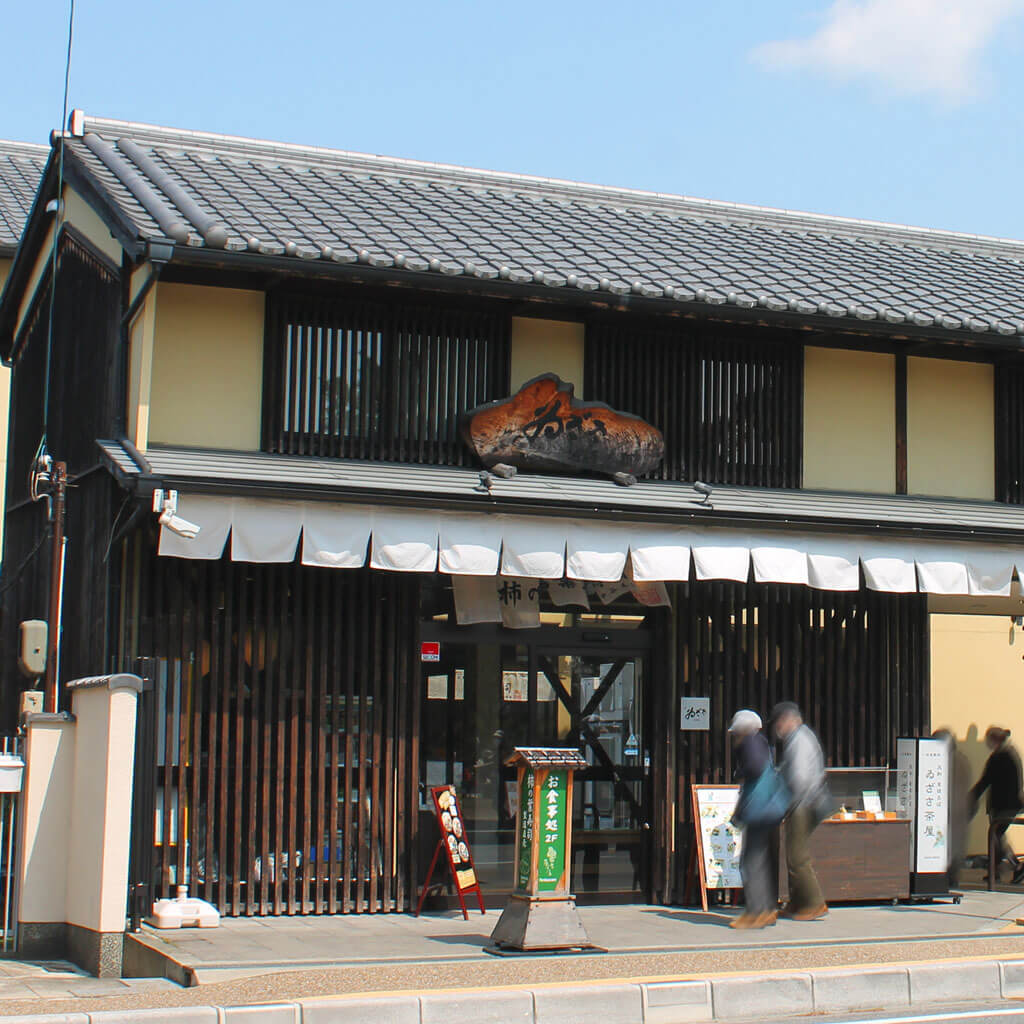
[914,738,950,875]
[896,738,917,869]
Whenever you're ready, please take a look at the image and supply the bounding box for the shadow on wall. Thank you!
[939,722,1024,858]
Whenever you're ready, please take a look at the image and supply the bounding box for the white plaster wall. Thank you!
[17,720,74,924]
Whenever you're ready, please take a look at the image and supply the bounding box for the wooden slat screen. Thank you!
[121,536,421,917]
[996,365,1024,504]
[262,293,509,464]
[647,580,929,904]
[585,322,802,486]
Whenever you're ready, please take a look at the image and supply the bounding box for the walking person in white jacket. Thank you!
[771,701,829,921]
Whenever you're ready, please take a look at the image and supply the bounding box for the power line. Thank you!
[39,0,76,455]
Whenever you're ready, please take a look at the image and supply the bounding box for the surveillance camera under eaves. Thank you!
[159,509,201,540]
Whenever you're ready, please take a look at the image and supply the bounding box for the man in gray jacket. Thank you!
[772,702,828,920]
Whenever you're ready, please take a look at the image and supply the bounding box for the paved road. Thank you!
[772,1005,1024,1024]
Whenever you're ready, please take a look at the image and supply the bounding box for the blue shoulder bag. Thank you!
[734,761,792,828]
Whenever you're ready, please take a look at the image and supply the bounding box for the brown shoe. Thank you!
[754,910,778,927]
[778,903,796,918]
[793,903,829,921]
[729,913,762,929]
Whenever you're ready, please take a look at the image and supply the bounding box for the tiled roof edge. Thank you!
[79,115,1024,261]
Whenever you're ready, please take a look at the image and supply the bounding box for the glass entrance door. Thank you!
[418,634,650,902]
[534,650,649,897]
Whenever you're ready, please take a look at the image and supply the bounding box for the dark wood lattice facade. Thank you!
[120,535,421,917]
[648,581,929,904]
[585,320,803,486]
[261,291,509,465]
[0,230,121,729]
[996,364,1024,504]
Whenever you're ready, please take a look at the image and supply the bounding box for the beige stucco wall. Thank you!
[930,613,1024,854]
[908,356,994,500]
[127,268,158,450]
[17,718,74,925]
[65,682,139,933]
[148,283,265,450]
[510,317,585,398]
[803,346,896,492]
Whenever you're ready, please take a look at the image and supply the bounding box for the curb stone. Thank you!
[420,988,533,1024]
[0,956,1022,1023]
[908,960,1002,1005]
[533,983,643,1024]
[811,966,911,1013]
[298,994,420,1024]
[710,973,813,1021]
[643,980,713,1023]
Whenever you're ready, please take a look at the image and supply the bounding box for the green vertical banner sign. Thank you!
[516,770,535,891]
[537,768,568,892]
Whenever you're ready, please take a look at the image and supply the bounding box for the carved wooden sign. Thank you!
[461,374,664,478]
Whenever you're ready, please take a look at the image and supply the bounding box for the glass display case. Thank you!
[824,766,912,819]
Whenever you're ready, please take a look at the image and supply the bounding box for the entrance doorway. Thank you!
[418,625,652,903]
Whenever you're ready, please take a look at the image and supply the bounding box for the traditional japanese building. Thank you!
[0,140,48,543]
[2,112,1024,921]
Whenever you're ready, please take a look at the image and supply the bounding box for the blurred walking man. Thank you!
[771,702,829,921]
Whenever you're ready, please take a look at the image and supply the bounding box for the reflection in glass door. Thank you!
[418,635,650,902]
[535,651,648,896]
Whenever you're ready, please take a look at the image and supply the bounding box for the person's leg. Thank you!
[734,826,774,928]
[786,806,825,914]
[742,827,770,915]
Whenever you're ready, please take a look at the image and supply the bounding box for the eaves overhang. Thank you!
[98,440,1024,547]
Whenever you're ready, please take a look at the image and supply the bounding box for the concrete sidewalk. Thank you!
[128,887,1024,984]
[2,885,1024,1019]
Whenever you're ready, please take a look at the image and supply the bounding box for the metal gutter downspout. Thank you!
[116,239,173,436]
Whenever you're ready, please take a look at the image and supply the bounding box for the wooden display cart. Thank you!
[489,747,595,953]
[779,816,911,903]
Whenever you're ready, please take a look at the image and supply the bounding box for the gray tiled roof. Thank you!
[46,114,1024,341]
[98,440,1024,543]
[0,141,48,255]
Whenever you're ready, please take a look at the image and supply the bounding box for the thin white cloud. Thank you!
[753,0,1024,103]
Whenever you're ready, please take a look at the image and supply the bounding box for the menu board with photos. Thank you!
[432,785,477,890]
[414,785,485,920]
[691,785,744,911]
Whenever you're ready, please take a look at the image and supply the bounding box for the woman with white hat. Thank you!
[728,708,780,929]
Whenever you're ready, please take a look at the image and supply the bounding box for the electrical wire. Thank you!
[38,0,76,459]
[0,527,52,600]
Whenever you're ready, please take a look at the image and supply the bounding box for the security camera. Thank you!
[693,480,713,505]
[159,508,201,539]
[152,488,201,540]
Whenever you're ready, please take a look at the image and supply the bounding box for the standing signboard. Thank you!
[897,737,951,896]
[489,747,594,953]
[414,785,485,920]
[690,785,744,912]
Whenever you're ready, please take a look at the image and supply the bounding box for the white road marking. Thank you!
[821,1008,1024,1024]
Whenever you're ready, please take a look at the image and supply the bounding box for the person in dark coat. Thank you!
[971,726,1024,883]
[728,709,777,929]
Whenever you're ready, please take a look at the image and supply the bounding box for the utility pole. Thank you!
[43,461,67,714]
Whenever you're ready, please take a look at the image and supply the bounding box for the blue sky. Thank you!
[5,0,1024,238]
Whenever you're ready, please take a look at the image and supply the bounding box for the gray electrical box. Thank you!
[18,620,47,678]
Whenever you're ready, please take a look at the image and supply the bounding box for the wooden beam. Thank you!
[895,352,908,494]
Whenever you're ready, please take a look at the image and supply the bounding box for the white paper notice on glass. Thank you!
[454,668,465,701]
[502,670,529,702]
[915,738,950,874]
[427,675,448,700]
[681,697,711,731]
